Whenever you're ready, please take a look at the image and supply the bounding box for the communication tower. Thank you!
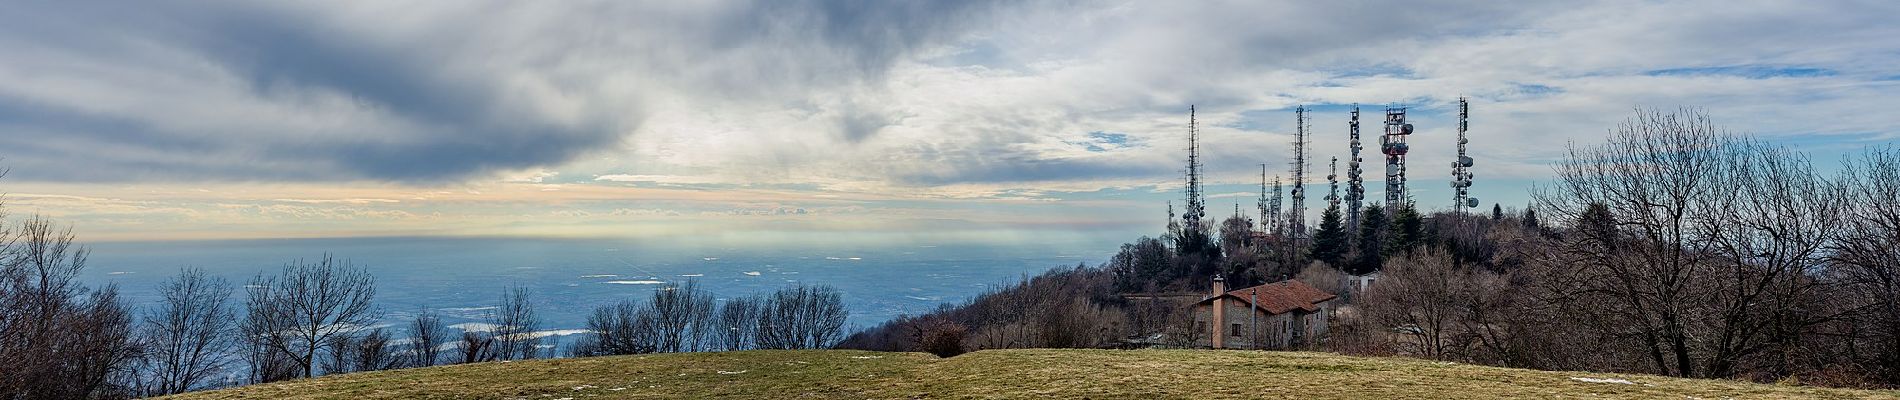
[1345,106,1365,229]
[1326,156,1340,208]
[1451,97,1478,210]
[1257,164,1271,234]
[1290,106,1309,236]
[1382,106,1414,209]
[1269,176,1283,237]
[1183,106,1206,236]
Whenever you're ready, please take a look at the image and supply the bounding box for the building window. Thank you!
[1230,323,1242,337]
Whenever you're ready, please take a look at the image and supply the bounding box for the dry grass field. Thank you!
[168,349,1899,399]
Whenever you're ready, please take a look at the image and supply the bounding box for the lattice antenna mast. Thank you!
[1257,164,1270,232]
[1451,97,1477,211]
[1290,106,1309,237]
[1345,106,1365,229]
[1289,106,1310,269]
[1326,157,1340,208]
[1183,106,1206,236]
[1269,176,1283,237]
[1382,106,1413,209]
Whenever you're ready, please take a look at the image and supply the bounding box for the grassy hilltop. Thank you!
[169,349,1896,400]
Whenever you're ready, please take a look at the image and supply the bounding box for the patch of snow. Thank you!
[603,280,665,285]
[1570,377,1636,385]
[850,356,883,359]
[572,384,596,391]
[450,322,501,333]
[742,271,762,276]
[717,370,747,375]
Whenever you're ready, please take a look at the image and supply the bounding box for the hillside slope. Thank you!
[169,349,1896,399]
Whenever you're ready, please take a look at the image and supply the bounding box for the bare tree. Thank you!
[241,254,378,379]
[1833,147,1900,383]
[714,295,762,351]
[406,308,447,367]
[454,330,497,364]
[572,299,656,356]
[1694,139,1846,378]
[686,288,716,352]
[243,342,301,384]
[137,268,237,395]
[1535,108,1728,377]
[491,286,540,360]
[758,284,847,349]
[1362,251,1467,360]
[0,215,141,399]
[321,333,356,375]
[351,328,397,372]
[649,281,714,353]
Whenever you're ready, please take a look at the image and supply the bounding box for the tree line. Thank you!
[0,209,850,399]
[1343,109,1900,388]
[843,108,1900,389]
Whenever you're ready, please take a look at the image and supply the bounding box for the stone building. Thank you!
[1191,275,1337,349]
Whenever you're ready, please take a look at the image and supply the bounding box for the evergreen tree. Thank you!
[1349,205,1387,275]
[1310,204,1348,268]
[1386,204,1423,257]
[1175,223,1222,283]
[1522,203,1540,231]
[1492,203,1504,220]
[1217,215,1260,286]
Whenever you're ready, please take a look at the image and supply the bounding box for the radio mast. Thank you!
[1451,97,1478,211]
[1382,106,1413,209]
[1345,106,1365,229]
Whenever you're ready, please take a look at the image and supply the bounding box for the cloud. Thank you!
[0,0,1012,182]
[3,0,1898,217]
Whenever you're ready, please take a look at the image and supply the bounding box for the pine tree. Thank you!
[1386,204,1423,257]
[1349,205,1387,275]
[1522,203,1540,231]
[1492,203,1504,220]
[1310,204,1348,268]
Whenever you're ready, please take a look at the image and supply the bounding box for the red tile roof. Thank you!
[1197,279,1336,315]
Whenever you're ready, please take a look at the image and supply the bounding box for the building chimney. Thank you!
[1212,274,1226,349]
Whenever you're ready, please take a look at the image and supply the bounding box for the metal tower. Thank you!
[1290,106,1309,237]
[1269,176,1283,237]
[1326,156,1340,208]
[1382,106,1414,209]
[1451,97,1478,211]
[1257,164,1271,233]
[1345,106,1364,229]
[1183,106,1206,236]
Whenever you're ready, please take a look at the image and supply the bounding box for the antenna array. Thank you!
[1183,106,1206,235]
[1345,106,1364,229]
[1381,106,1413,209]
[1451,97,1478,210]
[1290,106,1309,236]
[1326,156,1340,209]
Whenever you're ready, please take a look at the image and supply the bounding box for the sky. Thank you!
[2,0,1897,243]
